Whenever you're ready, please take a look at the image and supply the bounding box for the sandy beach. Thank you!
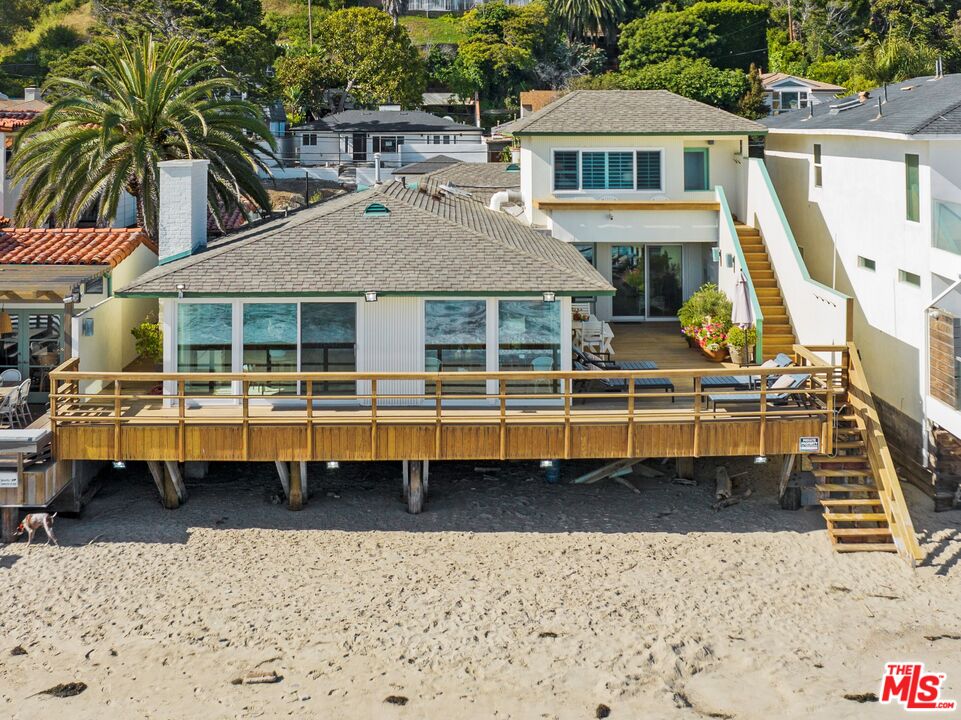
[1,459,960,719]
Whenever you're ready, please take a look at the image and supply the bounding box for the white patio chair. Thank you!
[15,378,32,426]
[0,368,21,386]
[0,390,18,428]
[581,320,605,355]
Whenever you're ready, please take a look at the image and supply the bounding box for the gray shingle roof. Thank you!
[763,74,961,135]
[118,183,612,297]
[418,162,520,204]
[394,155,461,175]
[497,90,766,136]
[292,110,481,134]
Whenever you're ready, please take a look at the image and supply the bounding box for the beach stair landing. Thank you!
[812,414,896,552]
[735,222,796,360]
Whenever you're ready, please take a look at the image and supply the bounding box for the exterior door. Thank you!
[0,310,64,401]
[610,245,646,319]
[352,133,368,162]
[645,245,684,319]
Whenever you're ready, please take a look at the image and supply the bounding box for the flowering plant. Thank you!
[693,316,727,352]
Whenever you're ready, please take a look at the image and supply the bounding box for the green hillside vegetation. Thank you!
[400,15,468,45]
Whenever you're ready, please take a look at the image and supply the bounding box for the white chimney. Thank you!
[158,159,209,264]
[23,87,41,102]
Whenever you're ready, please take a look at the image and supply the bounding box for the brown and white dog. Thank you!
[14,513,59,546]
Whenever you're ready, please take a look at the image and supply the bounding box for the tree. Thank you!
[574,57,749,112]
[533,37,606,88]
[619,9,714,70]
[318,7,426,111]
[274,51,334,123]
[381,0,406,27]
[11,35,276,240]
[550,0,627,45]
[93,0,279,97]
[688,1,769,70]
[738,63,768,119]
[856,33,937,89]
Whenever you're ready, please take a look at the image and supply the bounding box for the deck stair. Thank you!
[735,222,796,359]
[811,413,897,553]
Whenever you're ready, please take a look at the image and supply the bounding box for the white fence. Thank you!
[746,158,850,347]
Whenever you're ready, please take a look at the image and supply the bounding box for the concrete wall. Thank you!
[764,132,960,436]
[519,134,747,227]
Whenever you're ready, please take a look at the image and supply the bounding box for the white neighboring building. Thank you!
[762,73,961,506]
[761,73,845,115]
[291,108,485,168]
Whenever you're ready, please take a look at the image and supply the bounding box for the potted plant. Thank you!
[678,283,732,350]
[131,316,163,371]
[694,316,728,361]
[726,325,757,365]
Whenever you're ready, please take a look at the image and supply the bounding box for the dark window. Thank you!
[553,151,579,191]
[906,154,920,222]
[813,144,823,188]
[683,148,710,191]
[636,151,662,191]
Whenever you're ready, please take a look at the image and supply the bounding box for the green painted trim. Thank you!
[684,147,710,192]
[117,289,617,299]
[716,185,764,360]
[509,131,767,137]
[752,159,849,304]
[158,249,192,265]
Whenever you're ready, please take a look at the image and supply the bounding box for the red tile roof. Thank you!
[0,227,156,267]
[0,109,41,133]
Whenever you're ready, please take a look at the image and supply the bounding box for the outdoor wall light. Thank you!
[176,283,186,299]
[364,291,378,302]
[540,460,555,469]
[542,291,556,302]
[326,461,340,470]
[112,460,127,470]
[754,455,768,465]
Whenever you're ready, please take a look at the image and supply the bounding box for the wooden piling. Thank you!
[288,461,304,511]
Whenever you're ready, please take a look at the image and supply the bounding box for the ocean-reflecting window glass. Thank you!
[499,300,560,395]
[301,303,356,396]
[425,300,487,395]
[935,202,961,255]
[243,303,297,395]
[178,303,232,395]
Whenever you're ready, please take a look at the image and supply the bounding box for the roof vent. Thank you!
[829,98,863,115]
[505,163,520,172]
[363,202,390,217]
[901,85,916,91]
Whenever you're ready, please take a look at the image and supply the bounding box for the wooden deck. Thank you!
[48,336,843,464]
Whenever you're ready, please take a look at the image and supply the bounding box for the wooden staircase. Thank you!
[735,223,796,359]
[812,413,897,553]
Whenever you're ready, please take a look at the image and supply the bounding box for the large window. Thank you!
[553,150,579,190]
[582,151,634,190]
[906,154,920,222]
[425,300,487,395]
[499,300,560,394]
[683,148,710,191]
[301,303,356,396]
[935,201,961,255]
[243,303,297,395]
[178,303,233,395]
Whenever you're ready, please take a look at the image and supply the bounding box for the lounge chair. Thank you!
[701,353,794,391]
[707,372,811,410]
[574,360,675,400]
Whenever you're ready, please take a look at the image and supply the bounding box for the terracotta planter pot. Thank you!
[699,345,728,362]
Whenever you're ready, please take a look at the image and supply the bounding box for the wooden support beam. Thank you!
[146,460,166,502]
[407,460,424,514]
[1,507,18,543]
[676,457,695,481]
[274,461,290,498]
[288,461,304,511]
[299,461,308,501]
[147,460,181,509]
[163,461,187,506]
[778,454,796,501]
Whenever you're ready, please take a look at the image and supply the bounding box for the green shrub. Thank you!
[131,317,162,363]
[678,283,732,332]
[726,324,756,348]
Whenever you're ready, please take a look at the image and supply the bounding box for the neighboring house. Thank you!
[761,72,845,115]
[117,159,611,403]
[762,73,961,506]
[291,108,485,167]
[0,224,158,400]
[406,0,530,11]
[520,90,561,118]
[417,161,521,205]
[0,90,137,227]
[394,154,461,181]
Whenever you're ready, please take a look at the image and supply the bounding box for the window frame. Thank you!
[813,143,823,188]
[899,269,921,287]
[551,147,665,193]
[905,153,921,223]
[683,147,711,192]
[857,255,876,271]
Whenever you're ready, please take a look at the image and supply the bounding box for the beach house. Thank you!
[762,72,961,509]
[760,73,845,115]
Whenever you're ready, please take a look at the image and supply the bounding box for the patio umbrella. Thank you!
[731,271,754,366]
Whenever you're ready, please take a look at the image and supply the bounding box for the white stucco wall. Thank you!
[764,131,961,430]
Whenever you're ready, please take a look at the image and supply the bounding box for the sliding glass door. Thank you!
[0,311,64,400]
[610,244,683,320]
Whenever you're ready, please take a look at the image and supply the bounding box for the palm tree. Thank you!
[11,34,276,240]
[857,34,936,98]
[551,0,626,46]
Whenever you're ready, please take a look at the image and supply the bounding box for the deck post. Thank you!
[163,461,187,506]
[1,507,18,543]
[407,460,424,514]
[147,460,182,509]
[676,457,695,481]
[274,461,291,498]
[288,461,304,511]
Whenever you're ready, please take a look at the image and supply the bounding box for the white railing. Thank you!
[716,186,764,359]
[746,158,850,348]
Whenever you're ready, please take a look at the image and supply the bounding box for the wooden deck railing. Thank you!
[49,355,841,463]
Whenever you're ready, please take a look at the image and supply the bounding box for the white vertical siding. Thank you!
[357,297,424,405]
